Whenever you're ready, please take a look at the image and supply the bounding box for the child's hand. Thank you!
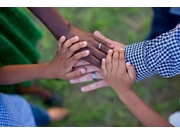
[101,48,136,95]
[46,36,90,80]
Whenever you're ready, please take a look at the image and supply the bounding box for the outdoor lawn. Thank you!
[20,7,180,127]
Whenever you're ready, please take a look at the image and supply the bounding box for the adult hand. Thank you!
[28,7,113,68]
[70,60,109,92]
[93,31,125,50]
[67,26,114,68]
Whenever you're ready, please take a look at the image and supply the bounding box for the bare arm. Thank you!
[100,48,173,127]
[0,36,90,85]
[0,63,48,84]
[28,7,113,68]
[28,7,71,40]
[118,90,172,127]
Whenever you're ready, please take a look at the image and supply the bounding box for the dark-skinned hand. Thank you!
[28,7,114,68]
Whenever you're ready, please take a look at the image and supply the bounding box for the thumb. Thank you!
[94,31,114,45]
[66,68,86,80]
[94,31,102,37]
[126,62,136,82]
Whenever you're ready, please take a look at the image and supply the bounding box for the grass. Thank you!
[20,7,180,127]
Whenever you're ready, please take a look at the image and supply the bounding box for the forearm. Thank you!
[124,42,157,81]
[0,63,49,84]
[28,7,110,68]
[28,7,74,40]
[117,90,173,127]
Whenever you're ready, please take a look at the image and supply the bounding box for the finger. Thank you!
[81,80,109,92]
[93,34,113,49]
[101,58,107,77]
[126,62,136,82]
[57,36,66,52]
[119,48,126,71]
[77,46,106,63]
[66,41,87,58]
[69,71,103,84]
[61,36,79,54]
[88,46,106,60]
[82,55,101,68]
[70,50,90,66]
[65,68,86,80]
[74,64,101,73]
[94,31,114,47]
[112,50,119,71]
[106,49,113,72]
[73,60,90,68]
[97,43,111,54]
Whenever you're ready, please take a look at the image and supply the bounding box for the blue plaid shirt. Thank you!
[0,93,36,127]
[125,23,180,81]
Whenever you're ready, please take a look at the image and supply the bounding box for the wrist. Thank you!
[64,24,76,39]
[28,7,75,40]
[25,63,50,80]
[38,62,55,79]
[116,88,135,101]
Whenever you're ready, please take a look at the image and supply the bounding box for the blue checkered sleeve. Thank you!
[0,93,36,127]
[124,23,180,82]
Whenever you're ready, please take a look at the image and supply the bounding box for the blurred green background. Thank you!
[20,7,180,127]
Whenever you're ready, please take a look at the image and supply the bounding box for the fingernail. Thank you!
[120,48,124,50]
[126,62,131,66]
[94,31,101,37]
[108,49,113,53]
[60,36,65,41]
[83,41,87,46]
[74,36,79,41]
[61,36,65,39]
[81,87,86,92]
[80,69,86,74]
[70,79,74,83]
[84,50,90,55]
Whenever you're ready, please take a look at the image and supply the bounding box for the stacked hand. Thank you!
[45,36,90,80]
[67,26,114,68]
[101,48,136,95]
[28,7,114,69]
[70,31,126,92]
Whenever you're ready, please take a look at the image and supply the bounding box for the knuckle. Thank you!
[72,54,79,61]
[73,43,80,50]
[70,37,75,43]
[69,46,75,52]
[88,74,92,80]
